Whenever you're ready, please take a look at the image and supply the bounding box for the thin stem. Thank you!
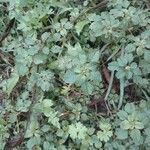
[142,89,150,100]
[72,0,108,24]
[104,71,114,115]
[118,78,124,109]
[144,0,150,10]
[104,71,114,101]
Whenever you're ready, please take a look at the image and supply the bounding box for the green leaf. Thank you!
[120,120,130,130]
[124,103,135,114]
[16,63,29,76]
[130,129,142,144]
[41,32,50,42]
[68,122,88,140]
[5,71,19,96]
[144,50,150,63]
[91,135,102,148]
[16,98,31,112]
[8,113,17,123]
[75,20,89,35]
[136,47,144,56]
[63,70,77,84]
[125,44,136,53]
[117,110,128,120]
[56,129,64,137]
[25,115,39,138]
[145,127,150,136]
[67,43,83,56]
[41,125,50,133]
[145,135,150,146]
[81,82,94,95]
[99,122,112,130]
[36,70,54,91]
[51,45,62,53]
[115,128,128,139]
[108,61,119,71]
[89,50,100,62]
[43,141,51,150]
[26,136,41,149]
[42,99,53,108]
[47,111,60,128]
[33,53,47,64]
[134,121,144,129]
[97,130,113,142]
[87,128,95,135]
[97,122,113,142]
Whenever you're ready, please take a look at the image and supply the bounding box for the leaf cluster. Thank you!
[0,0,150,149]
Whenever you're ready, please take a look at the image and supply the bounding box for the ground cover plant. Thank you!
[0,0,150,149]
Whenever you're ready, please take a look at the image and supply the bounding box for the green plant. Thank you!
[0,0,150,149]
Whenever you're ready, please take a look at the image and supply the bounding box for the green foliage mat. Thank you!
[0,0,150,149]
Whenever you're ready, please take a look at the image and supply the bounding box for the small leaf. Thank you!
[33,53,47,64]
[97,130,112,142]
[48,111,60,128]
[124,103,135,114]
[120,120,130,130]
[6,71,19,96]
[108,61,119,71]
[68,122,88,140]
[16,64,29,76]
[51,45,62,53]
[75,20,89,35]
[136,47,144,56]
[115,128,128,140]
[125,43,136,53]
[135,122,144,129]
[144,50,150,63]
[43,141,51,150]
[81,82,94,95]
[63,70,77,84]
[42,99,53,108]
[117,110,128,120]
[41,32,49,42]
[89,50,100,62]
[26,136,41,149]
[130,129,142,144]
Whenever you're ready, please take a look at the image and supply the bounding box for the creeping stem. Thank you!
[118,78,124,109]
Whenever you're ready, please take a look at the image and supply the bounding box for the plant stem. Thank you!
[104,71,114,101]
[72,0,108,24]
[104,71,114,115]
[142,89,150,100]
[118,78,124,109]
